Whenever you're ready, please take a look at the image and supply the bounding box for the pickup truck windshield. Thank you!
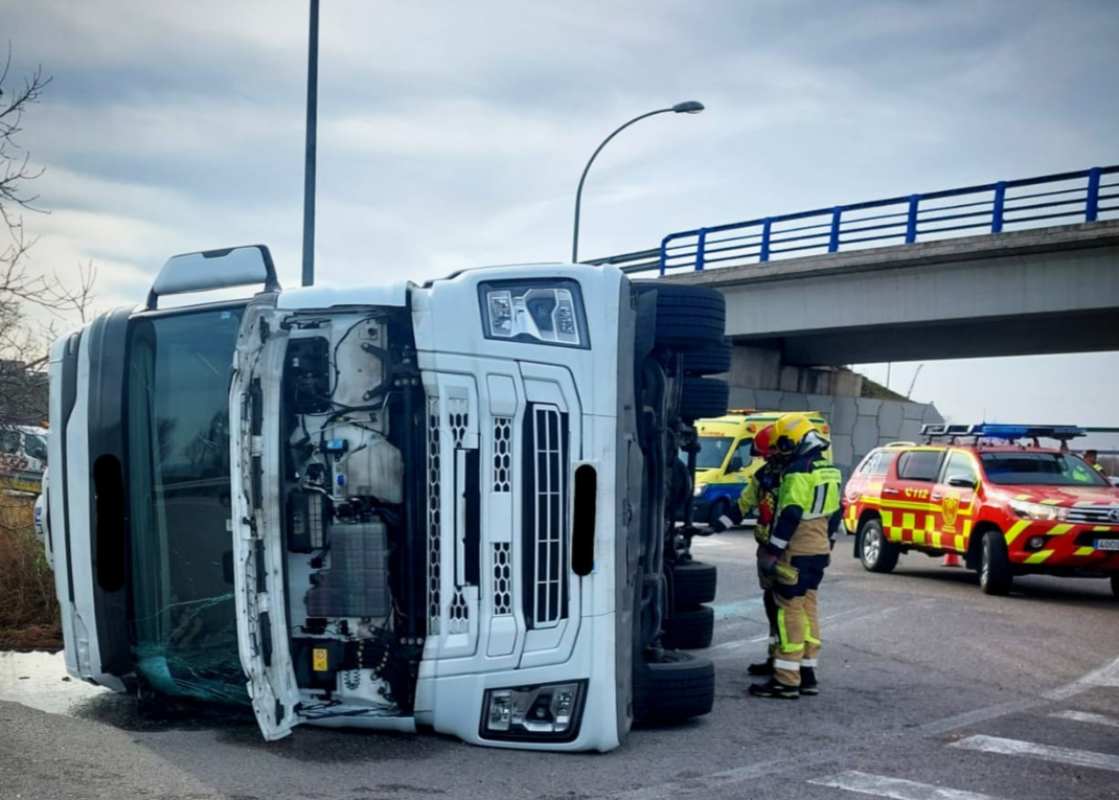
[126,306,247,703]
[980,452,1109,487]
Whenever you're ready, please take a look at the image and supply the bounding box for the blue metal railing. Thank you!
[590,165,1119,275]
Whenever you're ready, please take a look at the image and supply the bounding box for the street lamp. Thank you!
[571,100,704,263]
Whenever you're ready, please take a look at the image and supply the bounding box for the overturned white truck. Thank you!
[44,246,730,750]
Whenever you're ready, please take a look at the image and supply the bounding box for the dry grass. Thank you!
[0,494,62,651]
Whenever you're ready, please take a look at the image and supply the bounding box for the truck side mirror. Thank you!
[728,457,744,472]
[947,474,976,489]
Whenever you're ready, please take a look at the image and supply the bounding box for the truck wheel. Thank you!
[634,650,715,725]
[673,561,717,607]
[859,518,898,573]
[683,341,731,376]
[679,377,729,421]
[979,530,1013,596]
[647,284,726,350]
[663,605,714,649]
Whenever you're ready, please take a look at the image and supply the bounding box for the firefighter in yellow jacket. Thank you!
[748,412,842,699]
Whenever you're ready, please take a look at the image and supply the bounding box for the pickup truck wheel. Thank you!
[679,377,729,421]
[646,284,726,350]
[683,341,732,376]
[663,605,715,649]
[979,530,1013,596]
[859,518,898,573]
[673,561,718,607]
[634,650,715,725]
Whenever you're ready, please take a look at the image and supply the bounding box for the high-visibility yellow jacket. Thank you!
[769,452,842,557]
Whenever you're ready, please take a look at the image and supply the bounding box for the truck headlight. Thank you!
[479,280,588,348]
[693,483,706,497]
[481,680,586,741]
[1009,499,1067,522]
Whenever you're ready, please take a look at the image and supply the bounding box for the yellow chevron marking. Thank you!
[1094,525,1117,532]
[1004,520,1030,545]
[1075,546,1095,556]
[1025,549,1054,564]
[1040,498,1062,505]
[1046,524,1073,536]
[1016,494,1031,500]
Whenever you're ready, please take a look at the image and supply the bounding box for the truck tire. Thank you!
[648,284,726,350]
[672,561,717,607]
[979,530,1013,596]
[634,650,715,725]
[683,341,731,376]
[859,518,898,573]
[663,605,714,650]
[679,377,729,421]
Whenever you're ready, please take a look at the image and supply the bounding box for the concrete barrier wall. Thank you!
[726,387,944,476]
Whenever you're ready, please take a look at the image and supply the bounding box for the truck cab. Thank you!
[45,246,729,750]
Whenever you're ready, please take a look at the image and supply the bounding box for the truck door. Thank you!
[933,449,981,553]
[881,448,944,547]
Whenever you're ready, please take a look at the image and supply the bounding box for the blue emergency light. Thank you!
[921,423,1086,441]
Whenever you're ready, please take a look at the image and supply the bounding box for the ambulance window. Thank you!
[0,430,19,454]
[24,434,47,463]
[897,450,942,482]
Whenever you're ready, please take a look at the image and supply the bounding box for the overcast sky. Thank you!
[7,0,1119,427]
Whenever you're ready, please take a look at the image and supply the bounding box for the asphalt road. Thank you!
[2,528,1117,800]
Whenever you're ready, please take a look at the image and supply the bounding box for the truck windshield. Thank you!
[126,306,247,703]
[980,452,1110,487]
[694,436,733,470]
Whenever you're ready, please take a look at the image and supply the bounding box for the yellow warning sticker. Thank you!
[312,648,329,672]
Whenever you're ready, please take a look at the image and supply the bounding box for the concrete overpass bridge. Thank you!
[593,165,1119,470]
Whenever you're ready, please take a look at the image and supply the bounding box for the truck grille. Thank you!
[522,404,568,629]
[427,400,441,635]
[1065,505,1119,525]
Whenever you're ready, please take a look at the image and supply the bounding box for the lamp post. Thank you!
[571,100,704,263]
[301,0,320,287]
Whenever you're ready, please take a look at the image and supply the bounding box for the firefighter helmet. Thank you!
[752,424,777,459]
[773,412,814,455]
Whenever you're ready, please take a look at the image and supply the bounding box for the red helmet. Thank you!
[752,424,777,459]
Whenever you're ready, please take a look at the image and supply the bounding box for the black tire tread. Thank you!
[634,652,715,724]
[663,605,715,650]
[672,561,718,607]
[679,377,729,421]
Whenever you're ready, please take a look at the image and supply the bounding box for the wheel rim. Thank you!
[981,538,991,587]
[863,526,881,566]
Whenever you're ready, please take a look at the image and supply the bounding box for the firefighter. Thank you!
[748,412,842,699]
[741,425,784,677]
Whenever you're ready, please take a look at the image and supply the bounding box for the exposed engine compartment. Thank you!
[277,310,423,717]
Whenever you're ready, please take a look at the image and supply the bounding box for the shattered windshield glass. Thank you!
[127,306,247,703]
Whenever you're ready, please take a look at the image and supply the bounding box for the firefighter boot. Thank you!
[747,679,799,699]
[799,666,819,696]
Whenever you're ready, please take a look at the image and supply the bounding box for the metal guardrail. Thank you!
[590,165,1119,275]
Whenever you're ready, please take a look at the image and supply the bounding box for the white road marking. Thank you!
[1048,710,1119,729]
[951,735,1119,772]
[711,605,902,656]
[923,655,1119,735]
[809,770,1004,800]
[691,538,730,548]
[604,752,834,800]
[1044,654,1119,700]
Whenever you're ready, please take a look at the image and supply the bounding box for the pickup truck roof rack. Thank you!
[920,423,1086,446]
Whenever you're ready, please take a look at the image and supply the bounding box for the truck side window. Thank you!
[896,450,942,482]
[941,451,976,483]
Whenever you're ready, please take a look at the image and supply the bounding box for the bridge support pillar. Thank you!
[721,344,942,474]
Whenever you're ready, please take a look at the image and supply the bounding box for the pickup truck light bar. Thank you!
[921,423,1087,443]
